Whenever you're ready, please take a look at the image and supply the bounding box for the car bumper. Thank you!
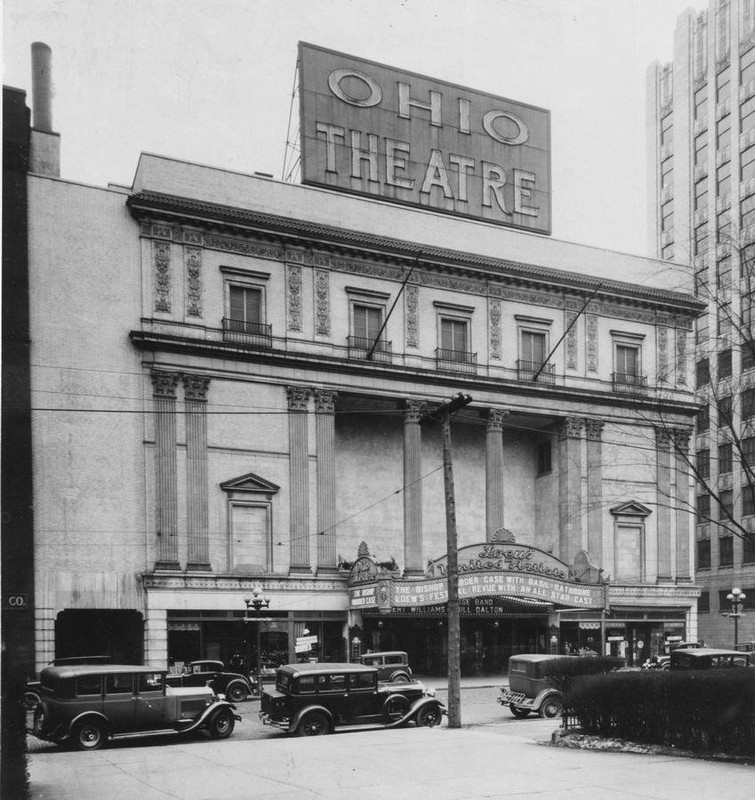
[259,711,290,732]
[497,688,534,710]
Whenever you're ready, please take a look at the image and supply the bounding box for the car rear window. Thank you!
[298,675,316,694]
[76,675,102,696]
[361,657,380,667]
[386,656,404,665]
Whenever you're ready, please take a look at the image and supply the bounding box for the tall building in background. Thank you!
[648,0,755,648]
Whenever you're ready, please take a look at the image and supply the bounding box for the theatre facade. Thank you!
[21,44,705,676]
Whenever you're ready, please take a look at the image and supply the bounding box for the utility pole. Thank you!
[423,392,472,728]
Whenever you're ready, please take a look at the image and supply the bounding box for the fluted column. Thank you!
[403,400,424,575]
[151,370,180,570]
[485,408,509,540]
[674,428,693,580]
[558,417,583,564]
[287,386,311,573]
[315,389,338,573]
[585,419,604,567]
[656,427,673,581]
[184,374,211,571]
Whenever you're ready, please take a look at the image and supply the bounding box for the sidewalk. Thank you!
[415,674,506,690]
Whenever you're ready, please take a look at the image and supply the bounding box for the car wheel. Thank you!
[383,694,410,722]
[509,704,531,719]
[539,696,563,719]
[208,708,235,739]
[23,691,41,711]
[415,703,442,728]
[227,683,248,703]
[391,673,410,683]
[297,711,330,736]
[72,719,106,751]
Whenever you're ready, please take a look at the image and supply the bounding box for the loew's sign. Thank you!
[299,42,551,233]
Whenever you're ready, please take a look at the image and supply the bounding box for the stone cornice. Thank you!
[127,191,704,317]
[141,572,348,593]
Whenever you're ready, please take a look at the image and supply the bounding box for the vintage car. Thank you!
[358,651,413,682]
[670,647,752,670]
[24,655,112,710]
[498,654,578,719]
[260,662,445,735]
[30,664,240,750]
[165,659,256,702]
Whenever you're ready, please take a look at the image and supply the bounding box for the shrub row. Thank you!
[565,669,755,758]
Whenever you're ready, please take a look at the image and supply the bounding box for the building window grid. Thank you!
[718,441,733,474]
[719,488,734,520]
[719,535,734,566]
[697,448,711,479]
[698,538,712,569]
[717,348,732,379]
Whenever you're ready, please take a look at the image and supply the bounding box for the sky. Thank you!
[3,0,710,257]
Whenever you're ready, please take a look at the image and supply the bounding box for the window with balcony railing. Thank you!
[222,317,273,348]
[517,327,554,383]
[223,284,272,348]
[347,335,392,362]
[435,347,477,373]
[612,342,645,395]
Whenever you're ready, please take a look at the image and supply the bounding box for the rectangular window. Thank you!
[697,538,711,569]
[696,405,710,434]
[105,674,134,695]
[718,441,733,474]
[615,344,640,376]
[696,449,710,479]
[718,302,733,336]
[742,388,755,419]
[716,114,731,149]
[353,304,383,342]
[694,264,708,296]
[718,589,732,611]
[742,341,755,372]
[521,330,547,365]
[223,279,271,347]
[697,494,711,524]
[716,257,732,292]
[716,168,731,198]
[694,225,709,256]
[696,312,709,345]
[742,145,755,183]
[76,676,102,697]
[718,395,733,428]
[661,243,675,261]
[743,436,755,469]
[696,358,710,387]
[698,591,710,613]
[744,532,755,562]
[717,349,732,379]
[615,523,643,582]
[440,317,470,360]
[719,535,734,566]
[537,441,552,476]
[229,285,262,326]
[230,503,271,573]
[743,486,755,518]
[719,489,734,520]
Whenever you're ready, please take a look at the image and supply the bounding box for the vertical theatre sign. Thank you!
[298,42,551,234]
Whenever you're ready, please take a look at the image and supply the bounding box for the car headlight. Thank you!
[425,687,436,697]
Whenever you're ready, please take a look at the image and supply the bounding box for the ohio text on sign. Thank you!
[298,42,551,234]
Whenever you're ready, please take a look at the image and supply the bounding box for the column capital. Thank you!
[313,389,337,414]
[584,419,605,441]
[485,408,510,432]
[673,427,692,452]
[183,374,210,402]
[286,385,311,412]
[151,370,179,398]
[558,417,583,440]
[655,427,673,449]
[403,398,426,424]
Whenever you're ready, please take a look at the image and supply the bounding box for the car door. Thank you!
[133,672,169,730]
[315,673,349,722]
[103,673,137,731]
[348,672,381,722]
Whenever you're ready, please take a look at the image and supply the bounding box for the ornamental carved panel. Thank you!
[314,389,337,414]
[406,284,419,348]
[676,328,687,386]
[153,241,171,313]
[183,374,210,402]
[151,370,179,398]
[489,299,501,360]
[286,385,310,411]
[315,270,330,336]
[565,310,578,370]
[558,417,583,439]
[657,326,669,384]
[586,314,598,373]
[185,247,202,317]
[288,264,303,332]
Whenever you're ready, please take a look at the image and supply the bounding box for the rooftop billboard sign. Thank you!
[298,42,551,234]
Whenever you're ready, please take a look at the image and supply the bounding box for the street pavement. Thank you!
[27,684,755,799]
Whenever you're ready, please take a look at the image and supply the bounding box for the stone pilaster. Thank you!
[674,428,693,580]
[314,389,338,573]
[151,370,180,570]
[143,608,168,668]
[287,386,311,573]
[485,408,509,540]
[403,400,424,575]
[656,427,673,580]
[585,419,604,567]
[558,417,583,563]
[184,374,211,571]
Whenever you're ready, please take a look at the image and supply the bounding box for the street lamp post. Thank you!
[725,587,746,648]
[243,586,271,690]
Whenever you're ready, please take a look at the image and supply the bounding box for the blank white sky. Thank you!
[3,0,708,257]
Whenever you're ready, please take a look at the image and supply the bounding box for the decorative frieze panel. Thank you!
[490,286,564,309]
[676,328,688,386]
[565,310,578,370]
[203,234,284,261]
[287,264,303,332]
[406,284,419,348]
[657,326,669,383]
[185,247,202,317]
[420,272,485,295]
[141,573,347,592]
[182,229,202,245]
[591,302,655,325]
[153,240,171,313]
[489,298,501,360]
[586,314,598,373]
[315,269,330,336]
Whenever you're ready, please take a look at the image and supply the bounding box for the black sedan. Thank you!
[166,660,257,702]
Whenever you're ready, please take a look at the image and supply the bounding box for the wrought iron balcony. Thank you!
[516,359,555,383]
[222,317,273,349]
[612,372,648,395]
[435,347,477,374]
[347,335,392,362]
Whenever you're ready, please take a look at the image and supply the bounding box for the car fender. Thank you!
[532,688,562,710]
[63,710,111,741]
[180,699,240,733]
[384,696,445,728]
[290,704,335,733]
[388,670,412,682]
[224,678,252,695]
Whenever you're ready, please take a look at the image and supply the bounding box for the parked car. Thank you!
[260,662,444,735]
[24,656,112,710]
[165,659,257,702]
[670,647,752,671]
[30,664,240,751]
[358,651,413,682]
[641,655,670,671]
[498,654,578,719]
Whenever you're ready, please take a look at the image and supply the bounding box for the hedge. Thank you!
[566,669,755,758]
